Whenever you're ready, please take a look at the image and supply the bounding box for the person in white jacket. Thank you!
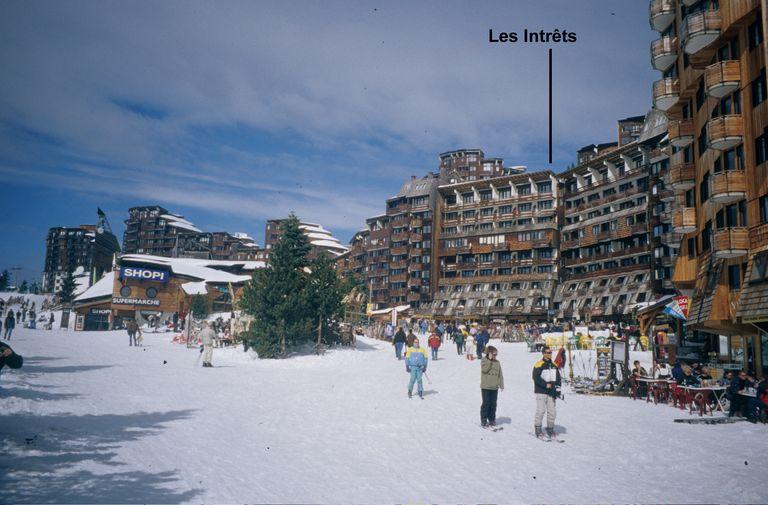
[198,322,217,368]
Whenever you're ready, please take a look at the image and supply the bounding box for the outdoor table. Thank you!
[681,385,727,416]
[737,389,757,398]
[636,378,667,403]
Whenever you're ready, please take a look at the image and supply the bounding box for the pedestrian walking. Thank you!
[126,319,139,346]
[427,332,441,360]
[4,310,16,340]
[480,345,504,428]
[392,327,407,360]
[532,346,562,441]
[476,326,490,359]
[404,337,428,399]
[452,327,465,355]
[198,321,216,367]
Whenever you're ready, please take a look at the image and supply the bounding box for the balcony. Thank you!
[673,207,697,233]
[708,115,743,151]
[649,0,675,32]
[651,36,678,71]
[657,188,675,202]
[668,119,694,147]
[713,228,749,259]
[669,160,696,190]
[652,78,679,111]
[710,170,747,204]
[705,60,740,98]
[681,10,721,55]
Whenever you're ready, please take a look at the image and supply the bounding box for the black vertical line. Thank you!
[549,48,553,164]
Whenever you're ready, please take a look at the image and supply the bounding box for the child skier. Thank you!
[480,345,504,428]
[405,337,428,398]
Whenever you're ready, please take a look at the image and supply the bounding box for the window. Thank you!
[119,286,132,297]
[753,69,767,108]
[700,171,710,203]
[750,252,768,283]
[498,188,511,199]
[537,181,552,193]
[749,17,764,51]
[728,265,742,290]
[499,205,513,215]
[696,79,706,111]
[479,190,492,201]
[517,184,531,195]
[761,195,768,223]
[145,287,158,299]
[479,234,505,245]
[517,266,532,274]
[495,298,505,307]
[702,221,712,252]
[462,192,474,204]
[538,265,552,273]
[756,130,768,165]
[538,200,553,210]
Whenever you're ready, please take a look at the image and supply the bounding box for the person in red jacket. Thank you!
[428,332,441,360]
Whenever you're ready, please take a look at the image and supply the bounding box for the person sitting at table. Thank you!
[718,371,733,387]
[654,360,672,379]
[727,370,755,417]
[698,366,712,381]
[746,377,767,423]
[671,361,684,382]
[691,362,702,375]
[677,365,700,387]
[631,360,648,377]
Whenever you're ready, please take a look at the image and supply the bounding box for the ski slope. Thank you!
[1,328,765,504]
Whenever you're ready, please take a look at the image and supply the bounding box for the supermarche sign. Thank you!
[119,266,170,282]
[112,297,161,306]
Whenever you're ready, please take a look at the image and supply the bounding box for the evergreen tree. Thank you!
[190,294,209,320]
[306,253,345,352]
[58,266,77,306]
[19,280,29,293]
[240,214,313,358]
[0,270,9,291]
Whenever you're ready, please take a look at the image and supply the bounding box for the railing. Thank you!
[708,115,744,150]
[651,36,678,71]
[649,0,675,32]
[669,160,696,189]
[681,10,722,54]
[652,77,680,111]
[710,170,747,202]
[672,207,696,232]
[713,228,749,258]
[668,119,694,147]
[705,60,740,98]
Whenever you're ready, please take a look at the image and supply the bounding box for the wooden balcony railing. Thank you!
[669,159,696,190]
[652,77,680,111]
[668,119,694,148]
[651,36,678,71]
[713,228,749,259]
[650,0,675,32]
[710,170,747,204]
[672,207,696,233]
[681,10,721,55]
[708,115,744,150]
[705,60,740,98]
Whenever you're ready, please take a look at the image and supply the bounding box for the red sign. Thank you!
[675,296,689,319]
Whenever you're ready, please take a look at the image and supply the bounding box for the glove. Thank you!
[406,366,411,372]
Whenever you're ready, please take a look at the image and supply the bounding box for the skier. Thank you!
[475,326,490,359]
[404,337,428,398]
[406,328,417,348]
[392,326,407,360]
[4,310,15,340]
[48,313,55,330]
[532,346,562,441]
[427,331,441,360]
[480,345,504,428]
[198,321,216,368]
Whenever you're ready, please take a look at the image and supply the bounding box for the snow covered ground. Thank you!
[1,328,765,504]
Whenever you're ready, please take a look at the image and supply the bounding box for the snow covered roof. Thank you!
[74,271,115,302]
[298,222,349,255]
[181,281,208,295]
[119,254,263,283]
[160,214,202,233]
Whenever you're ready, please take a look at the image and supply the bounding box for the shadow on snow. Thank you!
[0,409,201,503]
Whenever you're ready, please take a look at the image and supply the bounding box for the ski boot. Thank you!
[546,427,555,441]
[419,392,423,399]
[408,391,412,399]
[535,426,547,441]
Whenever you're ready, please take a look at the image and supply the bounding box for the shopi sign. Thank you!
[119,267,170,283]
[112,297,161,307]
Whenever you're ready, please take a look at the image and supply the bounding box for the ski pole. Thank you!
[423,370,432,385]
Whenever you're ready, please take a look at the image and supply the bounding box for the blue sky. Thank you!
[0,0,657,282]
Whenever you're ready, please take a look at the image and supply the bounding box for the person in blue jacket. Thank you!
[475,326,490,359]
[405,337,428,399]
[671,361,683,382]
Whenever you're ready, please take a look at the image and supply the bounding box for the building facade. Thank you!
[651,0,768,377]
[555,113,673,322]
[43,219,121,294]
[430,171,560,320]
[264,219,349,260]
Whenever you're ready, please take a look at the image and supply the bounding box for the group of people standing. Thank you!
[388,323,563,439]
